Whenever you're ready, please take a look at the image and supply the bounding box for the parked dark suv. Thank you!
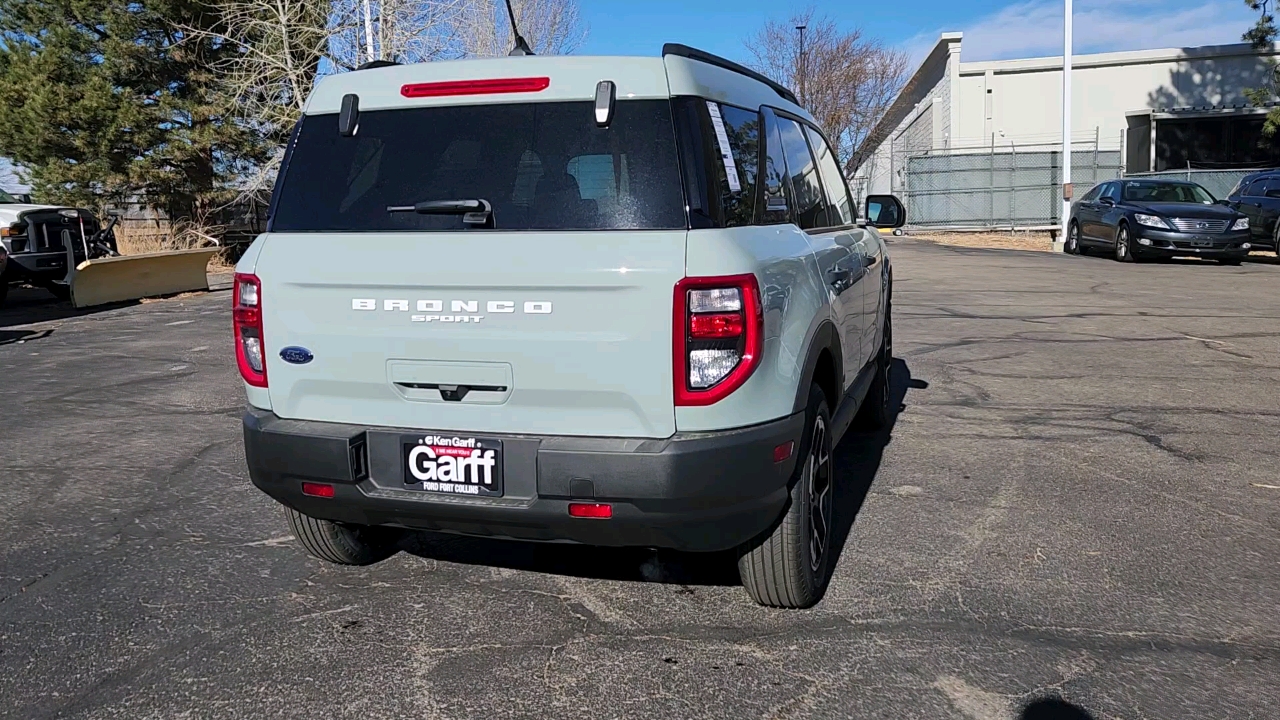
[1224,170,1280,252]
[1065,179,1250,263]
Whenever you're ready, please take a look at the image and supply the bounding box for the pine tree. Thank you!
[0,1,268,220]
[1245,0,1280,140]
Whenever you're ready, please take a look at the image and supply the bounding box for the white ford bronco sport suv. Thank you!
[237,45,905,608]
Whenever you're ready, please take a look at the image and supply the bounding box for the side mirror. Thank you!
[15,193,31,204]
[864,194,905,229]
[1099,197,1116,206]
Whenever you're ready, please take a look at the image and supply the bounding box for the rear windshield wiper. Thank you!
[387,198,493,227]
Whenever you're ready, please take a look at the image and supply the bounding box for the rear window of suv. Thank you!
[270,100,686,232]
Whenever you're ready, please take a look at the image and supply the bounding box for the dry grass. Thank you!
[910,230,1056,252]
[114,221,235,272]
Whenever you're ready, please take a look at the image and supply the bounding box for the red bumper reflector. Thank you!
[689,312,744,338]
[568,503,612,519]
[301,482,336,499]
[401,77,550,98]
[773,441,794,463]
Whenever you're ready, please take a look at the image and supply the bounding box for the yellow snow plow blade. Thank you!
[70,248,218,308]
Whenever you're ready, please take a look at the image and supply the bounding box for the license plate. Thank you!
[402,434,503,497]
[1191,240,1213,247]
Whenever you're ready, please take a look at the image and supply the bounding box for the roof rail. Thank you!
[661,44,799,105]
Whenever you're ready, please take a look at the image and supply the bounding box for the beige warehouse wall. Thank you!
[955,46,1276,149]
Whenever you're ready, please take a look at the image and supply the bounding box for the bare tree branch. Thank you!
[453,0,586,57]
[745,8,907,174]
[186,0,586,197]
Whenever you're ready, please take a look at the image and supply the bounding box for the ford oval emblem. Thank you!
[279,346,314,365]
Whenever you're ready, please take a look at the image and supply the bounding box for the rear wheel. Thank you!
[738,383,834,609]
[285,506,403,566]
[1115,224,1135,263]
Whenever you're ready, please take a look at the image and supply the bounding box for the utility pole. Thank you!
[795,24,807,105]
[1057,0,1072,251]
[363,0,376,62]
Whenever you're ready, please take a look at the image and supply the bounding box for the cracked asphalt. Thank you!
[1,240,1278,719]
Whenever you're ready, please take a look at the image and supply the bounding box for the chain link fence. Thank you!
[1122,169,1251,200]
[899,142,1123,229]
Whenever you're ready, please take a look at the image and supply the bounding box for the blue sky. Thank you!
[0,0,1264,194]
[578,0,1260,67]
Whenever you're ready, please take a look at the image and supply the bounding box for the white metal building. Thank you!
[856,35,1280,206]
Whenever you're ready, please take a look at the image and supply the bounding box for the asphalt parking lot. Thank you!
[1,240,1278,719]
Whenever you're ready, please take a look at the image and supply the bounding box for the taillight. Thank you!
[233,272,267,387]
[400,77,551,98]
[673,274,762,406]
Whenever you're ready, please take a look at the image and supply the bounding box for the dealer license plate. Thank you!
[402,434,503,497]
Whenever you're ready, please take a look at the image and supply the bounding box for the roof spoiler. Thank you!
[661,43,799,106]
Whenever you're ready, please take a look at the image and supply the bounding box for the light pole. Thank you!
[363,0,376,63]
[795,24,807,105]
[1058,0,1073,251]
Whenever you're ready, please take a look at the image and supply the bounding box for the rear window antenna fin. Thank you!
[504,0,535,56]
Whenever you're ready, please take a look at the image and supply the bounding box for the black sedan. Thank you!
[1066,179,1251,264]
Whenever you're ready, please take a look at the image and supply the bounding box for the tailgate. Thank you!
[257,231,684,438]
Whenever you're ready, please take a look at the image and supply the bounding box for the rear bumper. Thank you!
[243,407,804,552]
[1130,227,1252,258]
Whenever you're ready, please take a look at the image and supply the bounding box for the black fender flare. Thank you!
[791,319,844,414]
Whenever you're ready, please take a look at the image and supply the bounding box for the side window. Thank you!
[776,117,827,229]
[805,125,854,226]
[1246,178,1268,197]
[1102,182,1121,202]
[760,111,793,225]
[1079,184,1102,203]
[1265,177,1280,199]
[703,101,761,227]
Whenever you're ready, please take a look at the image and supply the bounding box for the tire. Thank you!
[738,383,835,609]
[854,297,892,431]
[285,506,402,566]
[41,281,71,301]
[1065,221,1081,255]
[1115,224,1135,263]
